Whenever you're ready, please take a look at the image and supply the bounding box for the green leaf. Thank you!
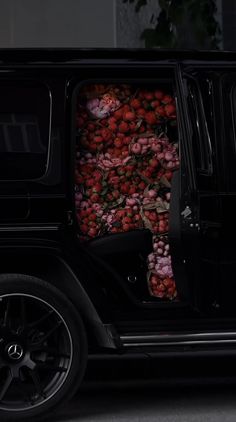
[141,9,177,48]
[141,29,160,48]
[158,0,170,12]
[112,221,121,228]
[133,0,221,49]
[169,4,186,24]
[101,188,108,196]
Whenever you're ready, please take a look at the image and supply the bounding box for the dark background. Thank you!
[222,0,236,50]
[0,0,236,51]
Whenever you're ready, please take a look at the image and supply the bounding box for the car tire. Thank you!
[0,273,88,421]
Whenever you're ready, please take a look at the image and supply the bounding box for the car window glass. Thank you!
[0,80,51,180]
[187,79,212,176]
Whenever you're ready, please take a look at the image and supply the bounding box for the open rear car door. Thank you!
[169,66,221,311]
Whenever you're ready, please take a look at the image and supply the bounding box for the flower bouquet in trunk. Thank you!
[75,83,179,300]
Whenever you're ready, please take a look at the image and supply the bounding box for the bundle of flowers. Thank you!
[148,273,177,300]
[147,235,176,299]
[75,191,104,237]
[75,84,179,300]
[101,206,143,234]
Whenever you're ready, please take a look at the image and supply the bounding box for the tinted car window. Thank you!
[218,74,236,191]
[187,79,213,176]
[0,80,51,180]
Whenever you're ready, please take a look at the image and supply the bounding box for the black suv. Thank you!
[0,48,236,421]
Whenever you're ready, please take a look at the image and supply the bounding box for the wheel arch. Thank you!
[0,248,117,350]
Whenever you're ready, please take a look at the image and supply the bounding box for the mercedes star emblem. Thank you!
[7,344,24,360]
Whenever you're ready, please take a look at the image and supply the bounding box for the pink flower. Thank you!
[86,94,120,118]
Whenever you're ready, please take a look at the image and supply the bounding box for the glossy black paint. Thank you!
[0,49,236,352]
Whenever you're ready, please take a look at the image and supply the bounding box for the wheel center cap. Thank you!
[7,343,24,360]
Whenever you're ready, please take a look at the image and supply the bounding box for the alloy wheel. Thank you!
[0,293,73,412]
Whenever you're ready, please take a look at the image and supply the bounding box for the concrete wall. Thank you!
[116,0,160,48]
[0,0,116,47]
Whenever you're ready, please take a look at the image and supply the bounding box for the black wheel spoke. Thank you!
[36,363,67,373]
[3,299,11,328]
[0,369,13,401]
[28,310,54,330]
[26,368,46,401]
[0,357,5,370]
[31,320,63,347]
[20,297,26,329]
[32,346,70,358]
[14,376,31,404]
[17,297,26,334]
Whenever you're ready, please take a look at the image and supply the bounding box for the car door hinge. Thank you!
[181,205,192,219]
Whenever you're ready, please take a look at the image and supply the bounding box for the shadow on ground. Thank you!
[47,355,236,422]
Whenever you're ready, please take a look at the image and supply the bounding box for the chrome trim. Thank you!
[120,331,236,348]
[0,225,60,232]
[45,84,53,176]
[122,340,236,347]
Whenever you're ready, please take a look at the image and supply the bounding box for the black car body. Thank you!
[0,48,236,420]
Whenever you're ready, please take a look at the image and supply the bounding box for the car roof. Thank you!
[0,48,236,65]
